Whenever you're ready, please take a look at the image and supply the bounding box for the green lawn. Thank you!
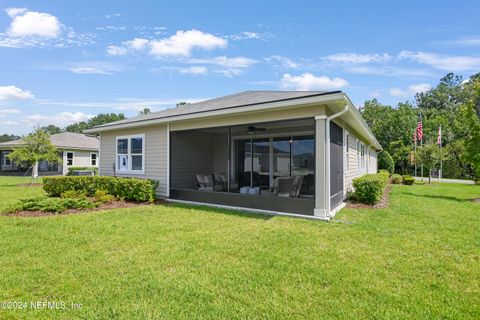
[0,176,478,319]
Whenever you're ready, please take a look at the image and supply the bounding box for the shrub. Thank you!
[67,167,98,176]
[378,151,394,175]
[94,190,116,203]
[61,190,87,199]
[7,197,97,213]
[402,175,415,185]
[391,174,402,184]
[352,173,389,205]
[43,176,158,202]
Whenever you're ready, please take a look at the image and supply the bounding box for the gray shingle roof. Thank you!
[0,132,99,150]
[92,90,338,129]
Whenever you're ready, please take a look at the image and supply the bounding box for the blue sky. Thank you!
[0,1,479,135]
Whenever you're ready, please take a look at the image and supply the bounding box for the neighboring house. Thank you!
[0,132,99,176]
[85,91,381,220]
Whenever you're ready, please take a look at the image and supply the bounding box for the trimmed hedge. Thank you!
[402,175,415,185]
[43,176,159,202]
[67,166,98,176]
[352,172,389,205]
[378,151,394,174]
[391,174,402,184]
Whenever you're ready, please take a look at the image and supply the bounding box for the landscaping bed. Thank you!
[347,183,392,209]
[4,199,147,217]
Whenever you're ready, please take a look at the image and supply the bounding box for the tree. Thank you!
[138,107,151,116]
[176,101,188,107]
[415,142,449,183]
[8,129,61,184]
[378,150,394,174]
[40,125,63,135]
[0,134,20,143]
[66,113,126,133]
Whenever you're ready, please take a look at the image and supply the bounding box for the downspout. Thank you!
[325,104,349,216]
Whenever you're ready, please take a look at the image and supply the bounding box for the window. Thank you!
[345,134,350,173]
[91,153,98,166]
[66,152,74,166]
[356,140,360,170]
[1,151,11,166]
[116,135,144,173]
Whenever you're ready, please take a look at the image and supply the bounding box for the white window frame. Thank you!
[90,153,98,166]
[1,151,11,166]
[356,140,360,171]
[115,134,145,174]
[66,151,74,166]
[345,133,350,174]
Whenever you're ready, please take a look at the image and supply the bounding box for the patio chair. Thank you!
[290,175,304,198]
[195,174,214,191]
[213,172,227,191]
[273,176,294,197]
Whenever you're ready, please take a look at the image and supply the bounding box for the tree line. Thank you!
[361,72,480,179]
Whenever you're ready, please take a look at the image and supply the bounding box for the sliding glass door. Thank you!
[236,138,270,189]
[235,135,314,195]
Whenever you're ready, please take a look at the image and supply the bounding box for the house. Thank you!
[0,132,99,177]
[85,91,381,220]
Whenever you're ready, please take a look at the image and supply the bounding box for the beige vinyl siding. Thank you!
[343,129,374,193]
[99,125,168,196]
[67,150,96,167]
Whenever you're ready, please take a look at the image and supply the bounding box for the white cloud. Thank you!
[66,62,123,75]
[230,31,264,40]
[0,120,19,126]
[6,8,60,38]
[280,73,348,91]
[0,86,34,100]
[0,108,21,117]
[323,53,392,64]
[124,38,149,50]
[25,112,94,127]
[106,45,128,56]
[266,55,299,69]
[149,30,227,57]
[0,8,92,48]
[184,56,257,77]
[398,51,480,72]
[179,66,208,75]
[344,65,433,77]
[5,8,27,17]
[389,83,431,97]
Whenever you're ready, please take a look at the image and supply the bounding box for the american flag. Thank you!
[416,113,423,142]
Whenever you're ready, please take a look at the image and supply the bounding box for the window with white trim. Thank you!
[1,151,11,166]
[361,144,365,169]
[345,134,350,173]
[116,135,144,173]
[66,152,74,166]
[91,153,98,166]
[356,140,360,170]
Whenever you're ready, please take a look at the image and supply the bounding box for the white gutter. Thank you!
[325,104,349,216]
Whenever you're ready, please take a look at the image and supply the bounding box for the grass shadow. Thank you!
[168,202,274,220]
[402,192,471,203]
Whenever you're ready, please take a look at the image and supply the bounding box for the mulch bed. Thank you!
[471,198,480,203]
[17,183,43,187]
[4,200,150,217]
[346,184,392,209]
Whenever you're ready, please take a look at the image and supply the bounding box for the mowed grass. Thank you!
[0,177,478,319]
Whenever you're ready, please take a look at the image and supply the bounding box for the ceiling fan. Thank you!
[247,125,266,134]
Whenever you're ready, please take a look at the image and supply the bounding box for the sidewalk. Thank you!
[414,177,475,184]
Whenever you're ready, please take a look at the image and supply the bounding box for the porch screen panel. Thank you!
[292,136,315,195]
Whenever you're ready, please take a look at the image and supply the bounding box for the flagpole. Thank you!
[414,130,417,177]
[439,125,442,182]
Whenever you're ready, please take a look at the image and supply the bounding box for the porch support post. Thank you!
[314,115,328,218]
